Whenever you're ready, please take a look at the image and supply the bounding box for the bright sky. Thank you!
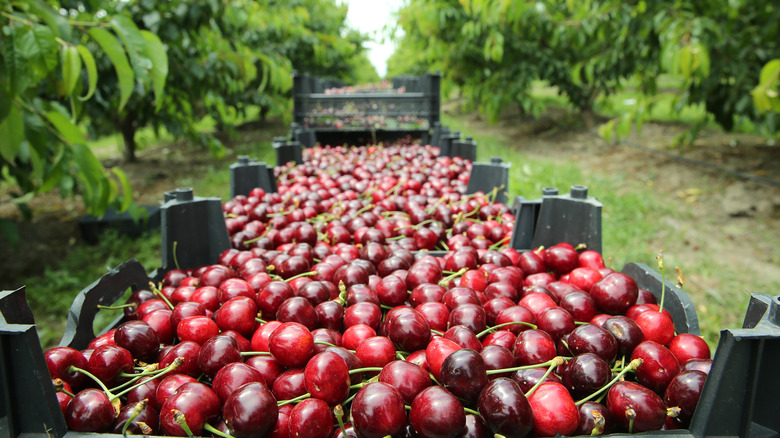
[342,0,406,78]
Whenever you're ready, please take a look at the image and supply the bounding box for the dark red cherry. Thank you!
[410,386,466,438]
[223,381,278,438]
[631,340,681,394]
[378,360,432,404]
[198,334,242,378]
[606,381,666,432]
[351,382,407,438]
[663,369,707,427]
[268,322,315,368]
[561,352,612,399]
[212,362,265,403]
[590,273,639,315]
[567,323,618,363]
[439,348,490,407]
[476,378,534,438]
[527,381,579,437]
[65,388,115,432]
[44,347,89,391]
[575,401,612,435]
[288,397,333,438]
[513,329,557,366]
[304,350,350,406]
[602,315,645,357]
[511,367,562,393]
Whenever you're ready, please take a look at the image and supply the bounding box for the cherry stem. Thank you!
[277,392,311,407]
[348,367,384,375]
[463,407,480,416]
[240,351,272,357]
[626,408,636,434]
[438,267,468,287]
[574,358,643,406]
[283,271,318,282]
[314,341,338,348]
[524,357,564,398]
[657,250,667,313]
[173,410,195,438]
[203,423,235,438]
[149,281,175,310]
[110,358,182,401]
[97,303,135,310]
[256,317,268,324]
[173,241,181,271]
[430,329,444,336]
[121,400,146,437]
[476,321,537,338]
[488,235,511,250]
[334,405,348,438]
[485,356,569,375]
[68,365,112,395]
[53,378,75,398]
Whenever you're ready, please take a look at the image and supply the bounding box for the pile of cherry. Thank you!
[44,142,713,437]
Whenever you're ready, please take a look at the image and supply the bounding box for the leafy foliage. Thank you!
[390,0,780,140]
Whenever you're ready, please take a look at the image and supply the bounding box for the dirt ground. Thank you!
[2,107,779,343]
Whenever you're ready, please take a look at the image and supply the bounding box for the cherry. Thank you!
[386,309,432,352]
[439,348,490,407]
[482,297,515,326]
[198,334,242,378]
[170,301,207,330]
[511,367,563,393]
[634,309,676,346]
[272,368,307,401]
[406,261,443,290]
[602,315,645,357]
[288,397,333,438]
[296,281,331,307]
[543,245,579,275]
[528,381,579,437]
[545,281,581,303]
[409,386,467,438]
[87,344,134,387]
[341,323,377,351]
[355,336,396,371]
[215,296,259,338]
[409,283,446,307]
[415,301,450,332]
[448,303,487,333]
[65,388,115,432]
[276,296,319,331]
[268,322,315,368]
[518,250,547,276]
[44,347,89,391]
[513,329,558,366]
[112,399,159,435]
[159,340,201,377]
[481,330,516,351]
[561,352,612,399]
[123,289,156,320]
[442,287,481,310]
[476,378,534,438]
[566,323,619,363]
[156,374,198,408]
[536,307,576,342]
[304,350,351,406]
[444,325,482,351]
[606,381,666,432]
[256,281,295,320]
[578,250,606,270]
[159,382,220,436]
[245,355,284,387]
[631,340,681,394]
[351,382,407,438]
[176,315,219,345]
[222,381,278,438]
[425,336,463,380]
[575,400,612,435]
[663,369,707,427]
[344,302,382,331]
[137,299,170,320]
[375,274,408,307]
[669,333,711,364]
[590,272,639,315]
[681,358,713,375]
[480,344,516,379]
[377,359,432,404]
[566,267,603,293]
[483,281,518,302]
[494,305,537,335]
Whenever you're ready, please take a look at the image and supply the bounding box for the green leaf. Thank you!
[598,119,616,144]
[17,24,59,85]
[759,59,780,85]
[0,87,11,123]
[89,27,134,112]
[110,15,150,81]
[44,110,86,145]
[111,167,133,212]
[0,219,20,250]
[0,105,24,162]
[72,143,110,215]
[76,45,98,101]
[24,0,60,39]
[61,45,81,98]
[140,30,168,111]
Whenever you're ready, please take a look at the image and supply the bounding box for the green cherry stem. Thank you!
[348,367,385,375]
[476,321,537,338]
[524,357,564,399]
[485,357,569,376]
[574,358,643,407]
[121,400,146,437]
[68,365,112,395]
[464,407,480,416]
[111,357,182,401]
[277,392,311,407]
[203,423,236,438]
[172,410,195,438]
[240,351,272,357]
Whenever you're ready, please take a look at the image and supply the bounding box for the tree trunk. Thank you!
[119,115,137,163]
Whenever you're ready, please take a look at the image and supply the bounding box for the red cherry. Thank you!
[409,386,467,438]
[606,381,666,432]
[288,398,334,438]
[668,333,711,364]
[631,340,681,394]
[268,322,315,368]
[634,310,676,346]
[65,388,115,432]
[223,382,278,438]
[304,351,351,406]
[351,382,407,438]
[528,381,580,437]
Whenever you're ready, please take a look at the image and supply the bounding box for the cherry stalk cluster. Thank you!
[44,142,711,437]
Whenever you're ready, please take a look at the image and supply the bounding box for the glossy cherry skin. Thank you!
[170,301,207,331]
[536,306,576,342]
[44,347,89,391]
[528,381,579,437]
[176,315,220,345]
[410,386,467,438]
[159,381,220,436]
[494,306,537,335]
[561,352,612,399]
[634,309,676,346]
[155,373,198,409]
[65,388,115,432]
[602,315,645,357]
[631,340,681,394]
[476,378,534,438]
[111,399,159,435]
[448,303,487,333]
[276,296,319,331]
[511,367,563,393]
[288,397,333,438]
[215,296,259,338]
[513,329,557,366]
[114,319,160,362]
[590,272,639,315]
[143,308,175,344]
[566,323,619,363]
[378,360,432,404]
[681,358,713,375]
[663,369,708,427]
[87,344,134,387]
[223,381,279,438]
[668,333,711,364]
[351,382,407,438]
[355,336,397,372]
[575,400,612,435]
[304,350,351,406]
[559,291,598,323]
[444,325,482,352]
[425,336,463,380]
[439,348,490,407]
[606,381,666,432]
[198,334,242,378]
[272,368,307,401]
[212,362,266,403]
[268,322,315,368]
[386,309,432,352]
